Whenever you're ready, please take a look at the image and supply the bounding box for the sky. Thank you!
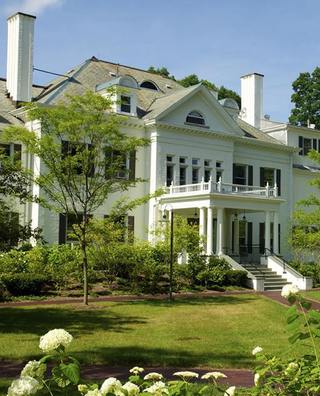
[0,0,319,122]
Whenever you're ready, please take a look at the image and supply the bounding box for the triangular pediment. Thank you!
[144,84,244,137]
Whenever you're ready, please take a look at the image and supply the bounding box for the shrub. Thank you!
[290,260,320,286]
[1,273,50,296]
[224,270,248,287]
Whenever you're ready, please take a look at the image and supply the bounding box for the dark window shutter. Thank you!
[247,222,253,253]
[298,136,303,155]
[13,144,22,162]
[59,214,66,244]
[276,169,281,196]
[259,223,265,254]
[260,168,265,187]
[61,140,69,157]
[129,150,136,181]
[232,164,236,184]
[231,221,234,253]
[248,165,253,186]
[313,139,317,150]
[127,215,134,243]
[278,223,281,254]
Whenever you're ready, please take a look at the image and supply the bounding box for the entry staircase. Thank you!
[239,262,289,291]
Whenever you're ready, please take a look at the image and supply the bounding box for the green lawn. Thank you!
[302,290,320,301]
[0,295,309,369]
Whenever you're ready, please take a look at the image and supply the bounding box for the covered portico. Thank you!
[156,179,284,257]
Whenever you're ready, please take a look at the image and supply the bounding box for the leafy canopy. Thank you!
[289,67,320,129]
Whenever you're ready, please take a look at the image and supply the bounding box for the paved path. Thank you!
[0,362,254,387]
[260,290,320,310]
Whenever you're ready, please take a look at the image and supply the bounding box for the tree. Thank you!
[291,150,320,258]
[179,73,219,92]
[289,67,320,129]
[0,153,42,251]
[4,91,150,304]
[148,66,173,79]
[218,85,241,108]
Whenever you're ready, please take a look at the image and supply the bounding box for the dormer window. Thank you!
[140,81,159,91]
[186,111,205,126]
[120,95,131,113]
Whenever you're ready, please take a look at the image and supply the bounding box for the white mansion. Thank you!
[1,12,318,290]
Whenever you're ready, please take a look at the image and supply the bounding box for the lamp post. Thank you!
[162,205,174,302]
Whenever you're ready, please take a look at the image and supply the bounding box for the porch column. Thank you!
[265,211,271,253]
[216,207,224,256]
[234,215,239,255]
[206,206,213,255]
[273,211,279,254]
[199,207,206,246]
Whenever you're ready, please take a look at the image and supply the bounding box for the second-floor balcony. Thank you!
[164,178,279,199]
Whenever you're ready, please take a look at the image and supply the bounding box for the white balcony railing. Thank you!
[164,178,278,198]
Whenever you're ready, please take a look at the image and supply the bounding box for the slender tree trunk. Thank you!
[81,240,89,305]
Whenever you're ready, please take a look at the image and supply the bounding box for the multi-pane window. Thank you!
[204,159,211,182]
[105,148,130,179]
[192,158,200,184]
[216,161,223,182]
[120,95,131,113]
[0,143,22,164]
[260,167,281,195]
[166,155,174,186]
[299,136,318,156]
[62,141,94,176]
[179,157,187,185]
[233,164,247,185]
[186,111,205,125]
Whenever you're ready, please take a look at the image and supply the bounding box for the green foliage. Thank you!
[147,66,173,78]
[218,86,241,108]
[289,67,320,129]
[4,91,150,304]
[290,260,320,286]
[0,273,49,296]
[251,291,320,395]
[291,150,320,256]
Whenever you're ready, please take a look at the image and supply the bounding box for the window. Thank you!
[216,170,223,182]
[186,111,205,126]
[179,157,186,164]
[216,161,224,182]
[192,168,199,184]
[233,164,253,186]
[120,95,131,113]
[216,161,222,168]
[192,158,200,166]
[204,159,212,182]
[167,155,173,162]
[299,136,318,156]
[0,143,22,164]
[166,164,174,186]
[260,167,281,195]
[179,166,186,185]
[62,141,94,176]
[105,148,134,180]
[140,81,158,91]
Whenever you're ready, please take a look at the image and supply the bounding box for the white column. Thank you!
[216,207,224,256]
[206,207,213,255]
[273,211,279,254]
[234,216,239,255]
[265,211,271,252]
[199,207,206,239]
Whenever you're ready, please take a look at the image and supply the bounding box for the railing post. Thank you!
[274,182,278,197]
[265,182,269,197]
[209,176,213,193]
[217,177,222,192]
[200,177,204,191]
[169,181,173,194]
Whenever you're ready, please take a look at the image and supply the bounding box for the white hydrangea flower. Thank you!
[100,377,123,396]
[7,376,41,396]
[144,381,168,395]
[143,372,163,381]
[129,366,144,375]
[254,373,260,386]
[224,386,236,396]
[85,390,102,396]
[39,329,73,353]
[122,381,140,396]
[20,360,46,381]
[252,346,263,356]
[285,362,299,376]
[173,371,199,379]
[201,371,227,380]
[281,284,299,299]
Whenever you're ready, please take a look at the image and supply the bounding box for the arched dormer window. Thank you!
[186,111,205,126]
[140,80,159,91]
[119,75,139,89]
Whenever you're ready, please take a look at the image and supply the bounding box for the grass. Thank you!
[0,294,311,369]
[302,290,320,301]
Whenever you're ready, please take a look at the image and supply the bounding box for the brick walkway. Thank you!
[0,362,254,387]
[260,290,320,310]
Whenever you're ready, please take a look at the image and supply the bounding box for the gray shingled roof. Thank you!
[35,57,183,112]
[237,118,284,145]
